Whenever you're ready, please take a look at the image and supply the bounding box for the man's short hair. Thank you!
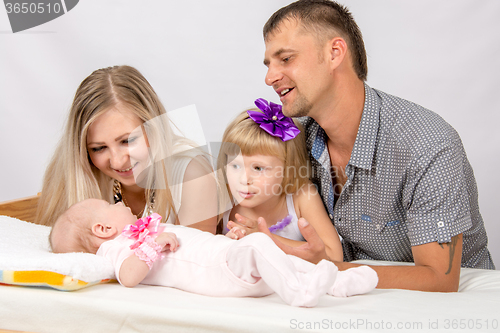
[264,0,367,81]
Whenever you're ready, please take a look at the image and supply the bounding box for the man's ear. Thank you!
[91,223,118,239]
[328,37,347,69]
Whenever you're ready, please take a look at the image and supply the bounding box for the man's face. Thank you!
[264,20,333,118]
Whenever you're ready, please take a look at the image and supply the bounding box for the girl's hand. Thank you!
[226,213,259,239]
[225,226,246,240]
[154,232,179,252]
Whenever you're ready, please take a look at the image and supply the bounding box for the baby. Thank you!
[50,199,378,307]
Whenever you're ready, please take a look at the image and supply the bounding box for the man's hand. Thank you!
[257,217,329,264]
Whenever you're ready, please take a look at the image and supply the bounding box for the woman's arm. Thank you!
[177,156,219,234]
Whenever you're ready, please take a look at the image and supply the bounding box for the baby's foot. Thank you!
[328,266,378,297]
[291,259,338,307]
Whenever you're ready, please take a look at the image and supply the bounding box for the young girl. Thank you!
[218,99,343,262]
[50,199,378,307]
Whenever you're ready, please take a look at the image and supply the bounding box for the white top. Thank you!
[222,194,305,241]
[134,146,206,224]
[165,155,195,223]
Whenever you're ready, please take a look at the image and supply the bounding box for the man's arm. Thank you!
[337,234,463,292]
[258,219,463,292]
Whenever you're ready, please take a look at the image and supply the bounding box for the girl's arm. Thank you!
[232,183,343,260]
[294,182,343,262]
[177,156,219,234]
[225,182,343,262]
[119,232,179,287]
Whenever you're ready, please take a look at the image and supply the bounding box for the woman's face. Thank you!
[86,105,150,188]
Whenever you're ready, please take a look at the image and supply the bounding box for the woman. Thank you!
[36,65,218,233]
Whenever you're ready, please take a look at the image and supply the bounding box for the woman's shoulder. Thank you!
[183,155,213,180]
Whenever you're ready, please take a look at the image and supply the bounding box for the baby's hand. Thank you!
[154,232,179,252]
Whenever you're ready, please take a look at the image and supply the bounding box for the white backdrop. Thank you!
[1,0,498,265]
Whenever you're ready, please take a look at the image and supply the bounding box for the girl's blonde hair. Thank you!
[36,65,200,226]
[217,108,310,211]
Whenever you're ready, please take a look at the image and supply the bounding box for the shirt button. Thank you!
[437,221,445,227]
[329,214,333,220]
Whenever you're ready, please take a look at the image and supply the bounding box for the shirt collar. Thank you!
[304,83,381,171]
[348,83,381,171]
[300,117,328,172]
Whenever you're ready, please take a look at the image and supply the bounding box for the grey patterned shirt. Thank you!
[301,84,495,269]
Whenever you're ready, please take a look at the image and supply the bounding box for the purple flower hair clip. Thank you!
[247,98,300,142]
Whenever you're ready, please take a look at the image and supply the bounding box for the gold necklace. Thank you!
[113,180,145,217]
[121,193,145,217]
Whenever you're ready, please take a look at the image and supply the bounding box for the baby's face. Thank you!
[82,199,138,232]
[51,199,139,253]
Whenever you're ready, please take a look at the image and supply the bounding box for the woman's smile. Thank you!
[113,162,139,176]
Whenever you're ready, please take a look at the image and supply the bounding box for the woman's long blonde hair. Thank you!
[36,65,197,226]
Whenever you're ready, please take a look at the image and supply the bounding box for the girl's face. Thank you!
[226,154,285,208]
[86,105,150,188]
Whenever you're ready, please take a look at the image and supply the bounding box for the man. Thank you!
[255,0,494,292]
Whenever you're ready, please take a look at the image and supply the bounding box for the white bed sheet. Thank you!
[1,261,499,333]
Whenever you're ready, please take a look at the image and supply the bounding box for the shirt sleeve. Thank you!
[96,236,135,285]
[404,136,472,246]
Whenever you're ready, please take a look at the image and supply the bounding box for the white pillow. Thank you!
[0,215,114,290]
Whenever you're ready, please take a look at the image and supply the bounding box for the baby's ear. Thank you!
[92,223,118,239]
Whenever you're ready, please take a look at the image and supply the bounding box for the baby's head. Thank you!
[50,199,137,254]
